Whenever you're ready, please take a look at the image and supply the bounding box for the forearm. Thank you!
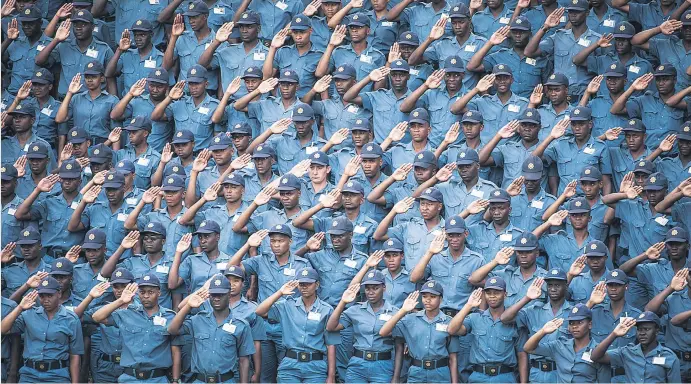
[34,39,59,65]
[315,46,335,78]
[367,176,395,203]
[408,39,432,66]
[198,40,221,68]
[450,87,479,114]
[70,355,80,384]
[531,137,553,158]
[449,353,458,383]
[239,356,250,383]
[328,3,354,28]
[229,243,251,267]
[184,171,200,207]
[478,135,501,164]
[1,306,23,334]
[168,253,185,289]
[399,86,427,112]
[631,26,660,46]
[447,305,472,335]
[671,309,691,326]
[343,77,371,102]
[666,86,691,107]
[104,49,122,78]
[255,290,283,317]
[645,286,673,313]
[67,203,87,231]
[600,192,628,206]
[168,304,192,334]
[373,211,396,240]
[327,346,337,379]
[655,190,683,211]
[151,96,173,121]
[379,309,407,336]
[55,93,73,123]
[468,261,498,285]
[542,193,568,221]
[15,188,41,219]
[110,93,134,119]
[532,220,552,238]
[579,91,593,107]
[8,284,31,304]
[73,295,93,318]
[232,203,258,232]
[610,88,634,114]
[590,333,616,362]
[500,296,530,323]
[162,37,178,70]
[326,301,347,331]
[412,176,440,198]
[92,299,124,323]
[178,198,207,225]
[571,43,598,65]
[234,89,261,111]
[467,41,493,71]
[385,0,412,21]
[523,28,546,57]
[124,200,147,229]
[410,251,433,282]
[100,246,126,278]
[523,329,547,353]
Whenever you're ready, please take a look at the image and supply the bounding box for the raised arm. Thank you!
[380,291,418,336]
[373,197,414,241]
[610,74,653,115]
[316,25,346,78]
[408,17,447,66]
[448,288,483,335]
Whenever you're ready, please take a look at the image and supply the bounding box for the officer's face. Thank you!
[486,0,502,8]
[624,132,645,151]
[579,180,601,200]
[546,85,567,105]
[72,21,94,40]
[589,0,603,7]
[666,241,689,260]
[308,164,330,185]
[494,74,513,93]
[683,25,691,41]
[31,82,52,99]
[636,323,658,346]
[231,133,251,152]
[291,29,312,46]
[278,82,297,99]
[279,190,300,209]
[244,77,262,92]
[524,178,540,193]
[633,172,648,187]
[409,122,430,142]
[139,286,161,309]
[489,202,510,223]
[569,211,590,229]
[71,141,91,157]
[384,251,403,271]
[399,44,416,60]
[19,242,41,260]
[361,158,382,178]
[164,189,184,207]
[546,281,567,300]
[451,18,470,36]
[519,122,539,142]
[227,276,244,296]
[11,114,34,133]
[371,0,388,11]
[678,138,691,156]
[142,233,165,254]
[148,82,168,101]
[351,130,371,147]
[605,76,626,93]
[269,233,291,256]
[52,274,73,292]
[510,29,530,47]
[419,199,442,220]
[342,192,363,210]
[605,282,627,301]
[173,141,195,158]
[112,283,128,299]
[655,75,675,95]
[570,121,592,141]
[222,184,244,203]
[85,247,105,266]
[298,281,319,297]
[645,188,666,206]
[484,289,505,308]
[1,179,17,197]
[568,319,591,338]
[210,292,230,310]
[28,157,48,174]
[462,122,483,140]
[413,165,436,184]
[39,292,61,312]
[60,177,81,193]
[330,232,352,251]
[421,292,441,310]
[614,38,632,55]
[348,25,369,43]
[198,233,220,252]
[105,187,125,204]
[322,2,341,17]
[567,10,586,26]
[252,156,274,174]
[364,283,385,303]
[390,72,409,91]
[127,129,148,146]
[188,14,208,31]
[20,19,41,38]
[456,163,478,182]
[335,78,355,96]
[239,24,260,42]
[586,255,606,272]
[133,31,152,49]
[91,161,111,174]
[188,81,208,97]
[212,147,234,166]
[447,232,467,251]
[516,249,537,268]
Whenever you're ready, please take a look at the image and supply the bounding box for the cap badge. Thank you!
[302,270,309,276]
[425,188,432,194]
[0,167,5,172]
[498,65,504,69]
[23,231,30,237]
[612,271,618,277]
[521,238,527,244]
[672,229,679,235]
[295,17,302,22]
[32,145,38,152]
[552,270,558,275]
[406,33,412,39]
[338,66,344,72]
[137,20,143,25]
[574,109,580,115]
[191,68,197,75]
[528,163,534,169]
[611,64,617,69]
[116,271,122,277]
[66,164,73,170]
[466,111,472,117]
[650,176,657,183]
[242,13,248,18]
[214,137,220,143]
[247,68,253,72]
[550,74,555,79]
[78,11,84,16]
[585,169,591,175]
[685,126,691,132]
[177,132,183,137]
[619,25,626,31]
[388,240,393,245]
[284,71,291,76]
[527,111,533,117]
[173,166,179,172]
[282,178,288,184]
[42,280,49,286]
[490,278,496,284]
[189,3,195,8]
[418,154,424,159]
[353,15,358,19]
[167,177,174,184]
[156,70,161,76]
[276,225,282,229]
[575,201,582,207]
[450,219,456,225]
[639,313,645,319]
[572,307,578,313]
[516,19,522,23]
[214,280,221,286]
[658,65,664,71]
[450,58,457,64]
[347,182,353,187]
[36,71,42,77]
[460,152,466,158]
[413,111,419,117]
[428,282,434,287]
[107,174,114,180]
[494,190,500,196]
[24,9,30,14]
[366,145,373,151]
[591,243,597,249]
[16,105,22,110]
[572,0,577,4]
[88,63,94,68]
[200,222,206,227]
[89,233,95,240]
[148,223,155,228]
[368,272,374,278]
[297,108,304,113]
[144,275,151,281]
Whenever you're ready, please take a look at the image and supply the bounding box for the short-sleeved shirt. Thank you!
[123,254,177,309]
[417,88,465,147]
[29,193,86,252]
[1,134,57,172]
[471,5,514,40]
[268,296,340,352]
[116,47,166,97]
[569,270,609,305]
[21,96,68,145]
[246,207,310,255]
[608,146,652,191]
[614,198,675,259]
[469,93,529,144]
[178,251,232,292]
[483,48,550,98]
[590,302,640,348]
[627,2,672,32]
[491,139,541,189]
[423,248,484,309]
[490,265,548,307]
[360,88,411,144]
[463,309,519,366]
[137,207,193,260]
[509,188,556,232]
[340,300,400,351]
[400,1,452,41]
[625,91,683,150]
[242,252,311,302]
[114,146,162,189]
[5,35,56,95]
[423,34,488,90]
[11,305,84,360]
[111,0,168,46]
[169,94,223,151]
[267,130,327,175]
[394,310,459,360]
[67,90,119,140]
[174,30,219,90]
[382,268,416,309]
[128,95,175,153]
[588,95,629,146]
[387,216,445,270]
[313,95,372,148]
[54,38,114,96]
[531,336,604,382]
[467,221,525,264]
[607,342,681,383]
[539,230,598,273]
[211,41,268,98]
[81,200,137,256]
[648,34,691,90]
[306,247,368,306]
[247,96,300,138]
[197,202,250,257]
[273,45,322,98]
[656,154,691,192]
[1,259,52,298]
[585,6,627,35]
[329,44,386,93]
[248,0,305,41]
[543,136,612,195]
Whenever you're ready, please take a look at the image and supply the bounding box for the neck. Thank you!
[520,263,537,275]
[88,88,101,98]
[550,296,566,310]
[214,307,231,323]
[543,2,558,12]
[302,294,317,308]
[36,94,50,104]
[571,24,587,36]
[680,152,691,165]
[392,86,408,98]
[281,96,297,108]
[311,179,327,192]
[572,228,589,243]
[498,91,512,103]
[27,33,40,45]
[284,205,301,217]
[205,248,220,260]
[344,206,360,221]
[225,199,242,212]
[193,93,206,105]
[351,40,368,54]
[144,305,160,317]
[258,170,273,184]
[31,170,47,184]
[488,305,504,319]
[243,39,259,51]
[109,199,124,211]
[370,299,384,311]
[134,142,148,156]
[194,26,211,40]
[628,145,645,160]
[367,170,382,185]
[671,257,688,271]
[147,251,164,263]
[76,36,93,50]
[449,245,465,259]
[16,130,33,142]
[455,31,470,45]
[493,220,509,232]
[1,193,16,206]
[297,129,314,143]
[593,3,607,14]
[526,188,540,199]
[166,202,183,217]
[25,257,42,270]
[138,44,153,57]
[609,298,626,316]
[60,288,72,302]
[465,136,481,148]
[425,215,441,230]
[90,259,105,273]
[275,251,290,265]
[575,135,591,147]
[552,100,568,113]
[573,335,591,350]
[590,268,606,281]
[432,0,446,10]
[641,340,658,355]
[425,307,440,319]
[463,175,479,189]
[296,42,312,54]
[411,139,428,152]
[228,293,242,305]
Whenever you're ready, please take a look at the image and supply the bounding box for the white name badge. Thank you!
[254,52,266,61]
[126,197,138,205]
[507,104,520,113]
[306,146,318,155]
[36,44,45,51]
[435,323,448,332]
[217,262,228,271]
[583,147,595,154]
[97,273,108,282]
[688,167,691,174]
[149,0,160,4]
[499,17,510,24]
[156,265,170,274]
[93,27,99,33]
[531,200,544,209]
[153,316,167,326]
[629,65,640,74]
[318,194,328,204]
[344,258,358,269]
[24,144,30,151]
[470,189,484,198]
[307,311,321,321]
[360,54,373,64]
[84,166,92,176]
[381,21,394,27]
[65,305,75,312]
[86,48,99,58]
[137,157,151,166]
[275,1,288,9]
[232,214,239,222]
[144,59,156,68]
[284,268,296,276]
[409,68,420,76]
[223,322,236,333]
[198,107,210,115]
[214,7,226,14]
[1,103,6,110]
[70,201,79,209]
[464,45,476,52]
[603,19,615,27]
[525,57,536,66]
[653,356,666,365]
[655,216,669,226]
[560,15,567,22]
[205,43,211,49]
[7,208,16,215]
[346,105,359,113]
[581,351,593,362]
[353,225,367,234]
[379,313,392,321]
[578,38,590,47]
[499,233,513,242]
[432,230,442,237]
[41,107,52,116]
[117,213,128,221]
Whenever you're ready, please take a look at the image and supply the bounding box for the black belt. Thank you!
[101,353,121,363]
[24,359,69,372]
[194,370,234,383]
[612,367,626,376]
[472,364,515,376]
[411,357,449,369]
[353,349,392,361]
[285,349,324,362]
[441,308,459,317]
[124,367,169,380]
[531,359,556,372]
[674,350,691,362]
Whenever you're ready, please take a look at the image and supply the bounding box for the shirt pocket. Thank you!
[553,49,571,67]
[487,328,515,354]
[405,236,422,256]
[427,104,446,126]
[374,103,393,116]
[305,315,323,335]
[46,327,70,345]
[194,332,212,349]
[556,155,574,176]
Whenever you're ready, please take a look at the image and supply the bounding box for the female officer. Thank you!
[1,276,84,383]
[379,280,460,383]
[255,267,340,383]
[326,270,405,383]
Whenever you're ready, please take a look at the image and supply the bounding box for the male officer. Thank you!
[113,116,162,189]
[467,188,525,263]
[567,240,610,304]
[1,164,28,251]
[506,157,556,232]
[2,225,52,297]
[1,102,57,171]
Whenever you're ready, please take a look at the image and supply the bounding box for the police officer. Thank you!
[2,163,31,251]
[467,188,525,263]
[507,156,556,232]
[2,225,52,298]
[379,238,417,308]
[567,240,610,304]
[113,116,162,189]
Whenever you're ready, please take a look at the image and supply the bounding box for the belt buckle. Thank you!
[487,366,498,376]
[138,371,146,379]
[424,360,433,369]
[38,363,47,372]
[208,376,216,383]
[299,352,309,362]
[365,352,375,361]
[115,356,121,363]
[541,362,550,372]
[684,352,691,361]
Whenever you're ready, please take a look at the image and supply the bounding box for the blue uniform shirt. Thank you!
[329,44,386,93]
[174,30,219,90]
[272,45,322,98]
[471,5,513,40]
[417,88,465,147]
[543,136,613,195]
[387,216,445,270]
[137,207,194,260]
[248,0,305,41]
[365,11,399,55]
[468,92,529,144]
[463,309,519,366]
[53,38,114,96]
[625,91,684,149]
[116,47,166,97]
[246,207,310,255]
[585,6,626,35]
[11,305,84,360]
[5,35,56,95]
[211,42,268,98]
[67,90,119,141]
[22,96,68,145]
[169,94,223,152]
[28,193,86,253]
[423,34,488,90]
[539,230,599,273]
[648,34,691,90]
[128,95,175,153]
[483,48,550,98]
[1,258,51,298]
[423,248,484,309]
[179,251,232,292]
[306,246,368,306]
[361,88,411,144]
[268,296,341,352]
[242,253,310,302]
[467,221,525,263]
[313,95,372,149]
[382,268,416,308]
[197,202,250,257]
[267,130,327,175]
[400,2,452,40]
[394,310,460,359]
[122,254,176,309]
[509,188,557,231]
[531,336,605,382]
[538,28,603,95]
[247,96,301,137]
[81,201,136,256]
[111,0,168,46]
[608,342,681,383]
[614,198,675,260]
[490,265,548,307]
[340,300,400,351]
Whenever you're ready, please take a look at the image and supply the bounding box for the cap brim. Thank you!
[83,70,103,75]
[383,247,403,252]
[523,172,542,181]
[89,157,111,164]
[147,77,168,84]
[605,278,627,285]
[138,282,160,287]
[224,271,245,278]
[444,68,465,73]
[252,153,273,158]
[160,185,183,191]
[359,154,381,159]
[413,162,434,168]
[208,288,230,294]
[569,117,589,121]
[194,229,219,234]
[418,196,442,203]
[187,76,206,82]
[278,78,299,83]
[208,144,231,151]
[296,278,317,283]
[290,25,310,30]
[449,14,470,18]
[71,17,93,22]
[409,118,429,124]
[332,74,353,80]
[579,176,600,181]
[456,159,477,165]
[567,315,590,320]
[103,182,124,188]
[568,208,590,213]
[621,127,644,132]
[171,138,192,144]
[110,278,134,284]
[665,237,689,243]
[676,133,691,140]
[390,67,410,72]
[16,239,39,245]
[348,22,368,27]
[636,319,659,325]
[82,242,104,249]
[445,228,467,234]
[514,245,538,251]
[26,154,48,159]
[543,277,567,281]
[397,41,418,46]
[362,279,385,285]
[633,168,653,174]
[291,116,312,122]
[221,181,244,187]
[462,118,482,123]
[585,252,606,257]
[341,188,364,194]
[131,27,153,31]
[518,118,540,124]
[36,288,59,294]
[123,126,145,132]
[510,25,531,30]
[184,10,204,16]
[565,6,587,10]
[603,71,625,77]
[483,285,505,291]
[140,229,166,236]
[1,175,15,181]
[327,229,350,235]
[18,16,41,21]
[268,230,291,237]
[419,288,442,295]
[9,111,33,116]
[242,73,263,79]
[643,185,664,191]
[493,71,512,76]
[654,72,675,77]
[611,33,633,38]
[68,137,88,144]
[488,198,510,203]
[31,78,52,84]
[59,171,82,179]
[544,81,566,86]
